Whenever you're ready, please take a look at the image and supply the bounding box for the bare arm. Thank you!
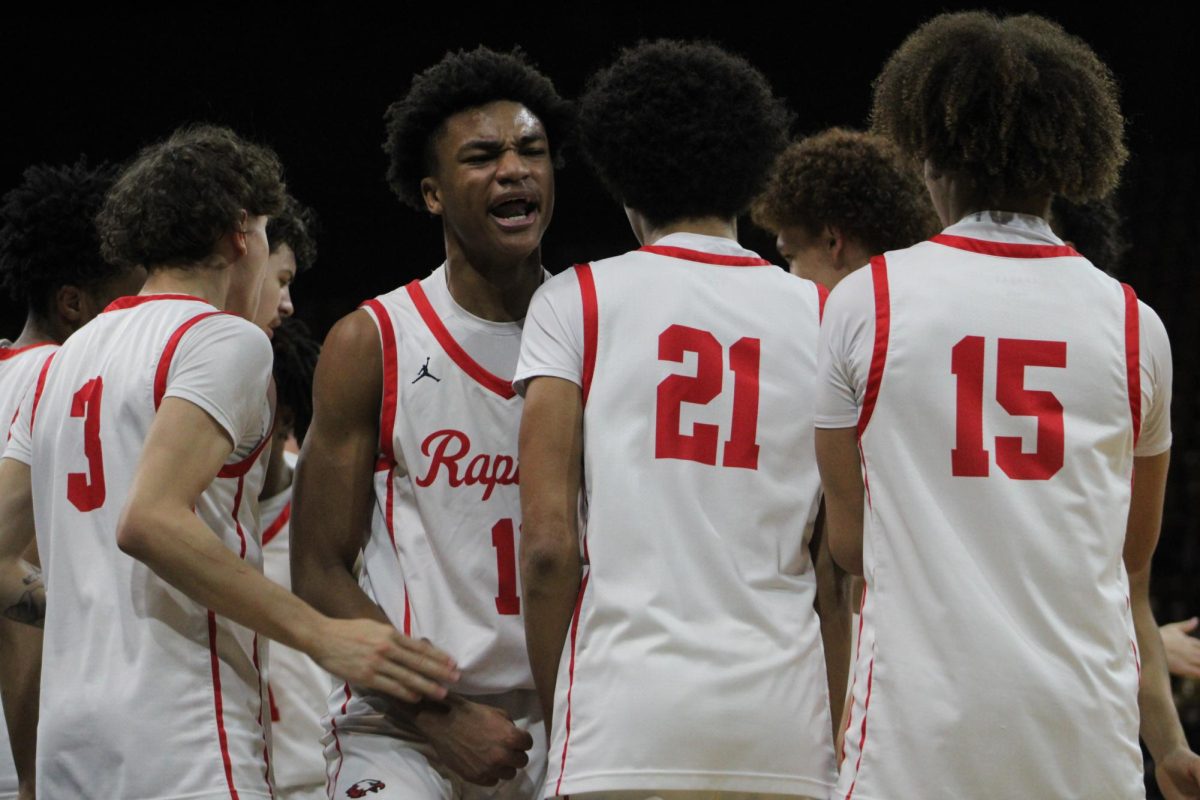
[0,459,43,627]
[0,494,41,797]
[811,504,851,743]
[518,376,584,731]
[815,426,865,576]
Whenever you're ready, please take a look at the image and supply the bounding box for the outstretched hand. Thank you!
[1162,618,1200,679]
[309,618,459,703]
[414,696,534,786]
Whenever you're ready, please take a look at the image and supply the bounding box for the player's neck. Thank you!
[12,312,67,348]
[443,244,543,323]
[140,265,233,311]
[630,212,738,246]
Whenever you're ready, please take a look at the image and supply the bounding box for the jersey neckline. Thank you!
[638,244,772,267]
[104,293,212,313]
[930,234,1080,259]
[0,341,56,360]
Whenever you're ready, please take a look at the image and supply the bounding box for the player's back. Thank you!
[831,214,1157,799]
[548,233,834,797]
[19,294,274,799]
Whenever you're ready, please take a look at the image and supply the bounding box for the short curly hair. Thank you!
[751,128,939,254]
[98,124,287,270]
[384,46,574,211]
[271,317,321,445]
[871,12,1126,203]
[267,195,318,273]
[0,157,127,316]
[578,40,792,228]
[1050,195,1128,276]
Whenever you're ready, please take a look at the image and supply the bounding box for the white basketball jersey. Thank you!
[328,266,530,741]
[515,234,835,798]
[6,294,275,799]
[822,215,1165,799]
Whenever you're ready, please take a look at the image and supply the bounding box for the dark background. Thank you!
[2,0,1197,756]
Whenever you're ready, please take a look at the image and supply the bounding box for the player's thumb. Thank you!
[1181,617,1200,634]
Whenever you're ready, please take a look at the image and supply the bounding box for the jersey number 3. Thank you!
[67,376,106,511]
[655,324,761,470]
[951,336,1066,480]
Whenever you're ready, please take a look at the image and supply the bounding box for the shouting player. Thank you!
[516,40,845,800]
[290,47,573,799]
[0,125,457,799]
[0,157,145,799]
[815,13,1200,798]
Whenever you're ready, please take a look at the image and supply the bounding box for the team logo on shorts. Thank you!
[347,778,386,797]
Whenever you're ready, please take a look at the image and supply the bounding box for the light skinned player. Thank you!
[0,125,457,800]
[290,47,573,799]
[815,12,1200,799]
[516,39,848,800]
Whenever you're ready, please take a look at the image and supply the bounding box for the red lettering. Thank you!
[415,429,518,500]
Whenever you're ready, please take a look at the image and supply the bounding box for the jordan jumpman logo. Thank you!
[412,356,441,384]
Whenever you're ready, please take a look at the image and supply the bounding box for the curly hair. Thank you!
[751,128,939,253]
[98,124,287,270]
[271,317,321,445]
[384,46,574,211]
[871,12,1126,203]
[267,195,318,272]
[0,157,127,316]
[578,40,792,228]
[1050,195,1128,276]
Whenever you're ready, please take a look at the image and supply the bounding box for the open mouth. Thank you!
[489,196,539,228]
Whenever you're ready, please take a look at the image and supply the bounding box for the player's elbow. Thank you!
[828,532,864,577]
[116,502,169,562]
[520,519,578,587]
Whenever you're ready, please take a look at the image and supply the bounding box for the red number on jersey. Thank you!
[491,518,521,615]
[655,325,762,469]
[67,376,106,511]
[951,336,1066,480]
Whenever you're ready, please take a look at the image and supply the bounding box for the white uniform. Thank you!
[0,341,57,800]
[260,456,333,800]
[4,294,275,799]
[817,213,1171,800]
[324,266,545,800]
[514,233,836,799]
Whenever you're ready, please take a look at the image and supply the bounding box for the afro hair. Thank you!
[384,46,574,211]
[271,317,321,445]
[267,195,319,273]
[578,39,792,228]
[871,12,1126,203]
[751,128,940,254]
[1050,195,1128,276]
[98,124,286,270]
[0,157,125,316]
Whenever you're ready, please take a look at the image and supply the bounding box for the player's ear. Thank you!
[421,177,444,216]
[55,284,85,326]
[230,210,250,258]
[825,225,844,257]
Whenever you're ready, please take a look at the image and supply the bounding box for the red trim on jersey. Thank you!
[208,610,240,799]
[839,582,870,765]
[405,280,516,400]
[217,431,272,479]
[638,244,772,267]
[360,300,400,463]
[0,341,54,360]
[1122,284,1142,446]
[327,683,353,796]
[268,683,280,723]
[816,282,830,323]
[229,476,248,559]
[251,633,275,798]
[104,293,210,313]
[261,501,291,546]
[1131,639,1142,683]
[845,591,876,800]
[554,571,590,796]
[857,256,890,437]
[575,264,598,404]
[930,234,1080,259]
[28,352,56,434]
[152,311,225,409]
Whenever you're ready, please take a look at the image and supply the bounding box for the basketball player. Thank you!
[815,13,1200,798]
[0,125,457,799]
[751,128,937,289]
[256,195,316,341]
[289,47,573,798]
[0,157,145,799]
[516,40,844,799]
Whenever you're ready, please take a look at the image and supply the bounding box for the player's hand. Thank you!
[308,617,459,702]
[1162,618,1200,679]
[413,695,534,786]
[1156,747,1200,800]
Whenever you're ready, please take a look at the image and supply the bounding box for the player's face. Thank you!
[253,244,297,339]
[777,225,842,289]
[422,100,554,264]
[226,214,271,320]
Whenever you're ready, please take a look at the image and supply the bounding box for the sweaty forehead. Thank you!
[439,100,547,148]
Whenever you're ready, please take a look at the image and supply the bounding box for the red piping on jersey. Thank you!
[1122,284,1142,446]
[28,352,56,435]
[360,300,400,464]
[251,633,275,798]
[816,283,829,323]
[217,429,272,479]
[261,502,291,546]
[153,312,225,409]
[845,585,875,800]
[638,244,772,267]
[328,683,353,796]
[839,582,869,765]
[930,234,1080,259]
[555,571,591,796]
[404,281,517,400]
[104,294,210,312]
[230,477,247,559]
[857,256,890,437]
[0,341,54,360]
[575,264,598,404]
[208,610,240,800]
[382,463,413,635]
